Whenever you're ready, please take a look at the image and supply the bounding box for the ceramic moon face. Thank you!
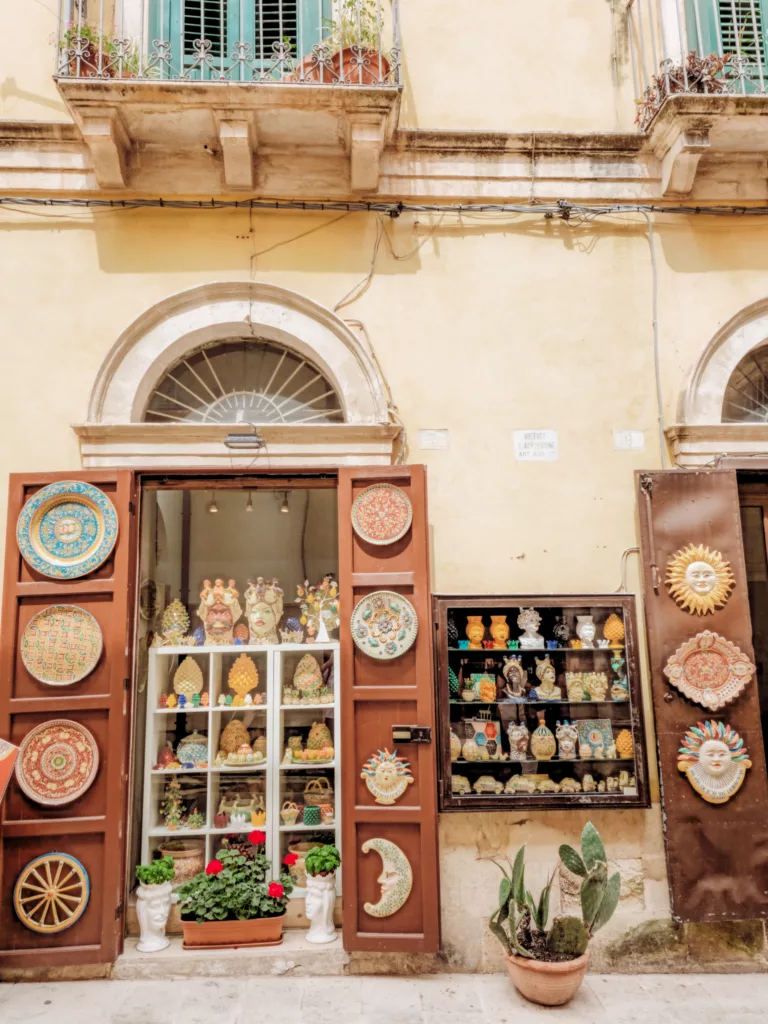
[361,838,413,918]
[666,543,735,616]
[677,720,751,804]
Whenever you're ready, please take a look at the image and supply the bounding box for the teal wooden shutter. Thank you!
[685,0,768,82]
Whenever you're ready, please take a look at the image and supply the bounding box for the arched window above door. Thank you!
[722,343,768,424]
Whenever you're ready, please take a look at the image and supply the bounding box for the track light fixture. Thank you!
[245,491,254,512]
[207,492,218,514]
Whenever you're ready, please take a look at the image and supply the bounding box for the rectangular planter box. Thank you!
[181,913,285,949]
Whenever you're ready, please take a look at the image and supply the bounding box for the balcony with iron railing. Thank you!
[627,0,768,193]
[54,0,401,191]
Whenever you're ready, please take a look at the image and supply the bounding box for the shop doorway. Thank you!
[737,477,768,770]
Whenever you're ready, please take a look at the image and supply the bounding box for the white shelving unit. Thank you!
[142,642,341,898]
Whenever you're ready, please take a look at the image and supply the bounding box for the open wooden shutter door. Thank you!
[0,472,136,969]
[338,466,440,952]
[637,469,768,921]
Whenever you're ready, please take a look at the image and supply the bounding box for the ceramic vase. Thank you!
[305,872,338,944]
[466,615,485,650]
[507,721,530,760]
[489,615,510,650]
[136,881,173,953]
[530,712,556,760]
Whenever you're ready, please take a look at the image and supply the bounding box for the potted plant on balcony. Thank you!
[488,822,620,1006]
[59,22,142,79]
[304,844,340,944]
[325,0,391,85]
[176,831,293,948]
[135,855,175,953]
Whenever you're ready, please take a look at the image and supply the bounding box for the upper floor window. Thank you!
[722,342,768,423]
[144,338,344,424]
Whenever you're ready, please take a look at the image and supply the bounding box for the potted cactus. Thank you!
[489,822,620,1006]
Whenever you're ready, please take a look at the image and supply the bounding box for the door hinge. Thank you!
[128,500,136,516]
[115,900,124,920]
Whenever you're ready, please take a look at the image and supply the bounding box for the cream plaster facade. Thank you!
[3,0,768,976]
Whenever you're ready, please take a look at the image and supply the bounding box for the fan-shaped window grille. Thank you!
[144,339,344,425]
[722,343,768,423]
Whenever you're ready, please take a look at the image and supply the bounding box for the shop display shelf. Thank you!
[280,703,335,711]
[209,763,268,773]
[208,825,267,835]
[150,767,208,775]
[279,822,336,832]
[279,761,336,771]
[449,700,629,707]
[451,758,636,767]
[211,705,268,712]
[148,825,208,837]
[154,707,210,714]
[448,647,621,654]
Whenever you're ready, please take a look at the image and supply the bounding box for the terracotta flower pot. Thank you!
[332,47,390,85]
[504,950,590,1007]
[182,913,285,949]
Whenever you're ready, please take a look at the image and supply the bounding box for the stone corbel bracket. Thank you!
[347,112,388,192]
[77,105,130,188]
[648,107,713,196]
[214,109,258,190]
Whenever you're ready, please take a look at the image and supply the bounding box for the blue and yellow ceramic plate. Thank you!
[16,481,118,580]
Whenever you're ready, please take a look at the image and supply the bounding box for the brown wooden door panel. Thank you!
[339,465,440,953]
[637,469,768,921]
[0,471,136,967]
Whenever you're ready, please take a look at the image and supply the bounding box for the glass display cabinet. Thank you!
[141,642,340,896]
[433,595,649,810]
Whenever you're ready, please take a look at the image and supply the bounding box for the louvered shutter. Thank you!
[685,0,768,81]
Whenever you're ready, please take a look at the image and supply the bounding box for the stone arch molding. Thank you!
[77,282,398,468]
[671,297,768,466]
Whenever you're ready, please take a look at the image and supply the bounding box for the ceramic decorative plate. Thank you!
[20,605,103,686]
[16,480,118,580]
[16,719,99,806]
[663,630,755,710]
[351,484,412,546]
[351,591,418,660]
[14,852,90,933]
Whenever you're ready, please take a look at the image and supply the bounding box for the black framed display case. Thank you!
[434,595,650,811]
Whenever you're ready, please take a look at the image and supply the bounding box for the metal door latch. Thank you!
[392,725,432,744]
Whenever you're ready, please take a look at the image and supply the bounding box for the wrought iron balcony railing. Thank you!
[56,0,400,87]
[628,0,768,129]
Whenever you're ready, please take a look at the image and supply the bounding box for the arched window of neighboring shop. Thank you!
[143,338,344,425]
[722,343,768,424]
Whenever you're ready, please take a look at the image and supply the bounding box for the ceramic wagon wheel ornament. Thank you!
[16,480,118,580]
[361,838,413,917]
[677,720,751,804]
[20,604,103,686]
[14,853,90,933]
[663,631,755,710]
[16,719,99,806]
[666,543,735,616]
[351,483,413,545]
[351,591,418,660]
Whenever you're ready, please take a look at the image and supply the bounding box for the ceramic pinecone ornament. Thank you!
[228,654,260,700]
[161,600,190,641]
[219,718,250,755]
[307,722,333,750]
[615,729,634,759]
[252,732,267,758]
[294,654,323,699]
[448,667,459,696]
[173,656,204,697]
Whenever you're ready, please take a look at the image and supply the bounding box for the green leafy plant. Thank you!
[177,837,293,923]
[489,822,620,962]
[305,844,341,877]
[323,0,385,53]
[135,855,175,887]
[60,22,146,77]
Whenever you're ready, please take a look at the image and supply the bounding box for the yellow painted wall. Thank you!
[1,0,638,131]
[1,204,767,964]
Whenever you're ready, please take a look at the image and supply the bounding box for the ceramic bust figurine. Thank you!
[530,656,561,700]
[244,577,284,644]
[575,615,596,648]
[677,720,752,804]
[136,881,173,953]
[556,720,578,760]
[507,721,530,760]
[517,608,544,650]
[466,615,485,650]
[198,578,242,645]
[502,656,527,701]
[489,615,510,650]
[305,872,337,944]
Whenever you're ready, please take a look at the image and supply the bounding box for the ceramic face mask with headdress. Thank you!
[244,577,284,644]
[198,578,242,645]
[677,719,751,804]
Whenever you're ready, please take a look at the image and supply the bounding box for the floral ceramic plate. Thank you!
[351,591,418,660]
[15,719,99,807]
[20,605,103,686]
[16,480,118,580]
[351,484,412,545]
[663,630,755,710]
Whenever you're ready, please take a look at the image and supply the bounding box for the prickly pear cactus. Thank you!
[548,915,589,956]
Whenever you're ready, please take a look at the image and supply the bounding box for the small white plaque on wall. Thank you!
[514,430,559,462]
[417,429,450,450]
[613,430,645,451]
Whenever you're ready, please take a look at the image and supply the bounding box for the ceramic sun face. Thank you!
[360,749,414,805]
[677,720,751,804]
[666,543,735,616]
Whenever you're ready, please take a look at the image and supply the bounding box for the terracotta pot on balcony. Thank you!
[332,46,390,85]
[67,45,134,79]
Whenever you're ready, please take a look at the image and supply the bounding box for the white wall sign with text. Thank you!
[514,430,559,462]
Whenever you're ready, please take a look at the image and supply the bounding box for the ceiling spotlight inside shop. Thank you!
[280,492,289,515]
[208,492,218,514]
[245,492,254,513]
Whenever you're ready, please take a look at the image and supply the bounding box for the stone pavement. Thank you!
[1,973,767,1023]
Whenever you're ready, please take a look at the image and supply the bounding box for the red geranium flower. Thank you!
[268,882,284,898]
[206,859,223,875]
[249,830,266,845]
[283,853,299,866]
